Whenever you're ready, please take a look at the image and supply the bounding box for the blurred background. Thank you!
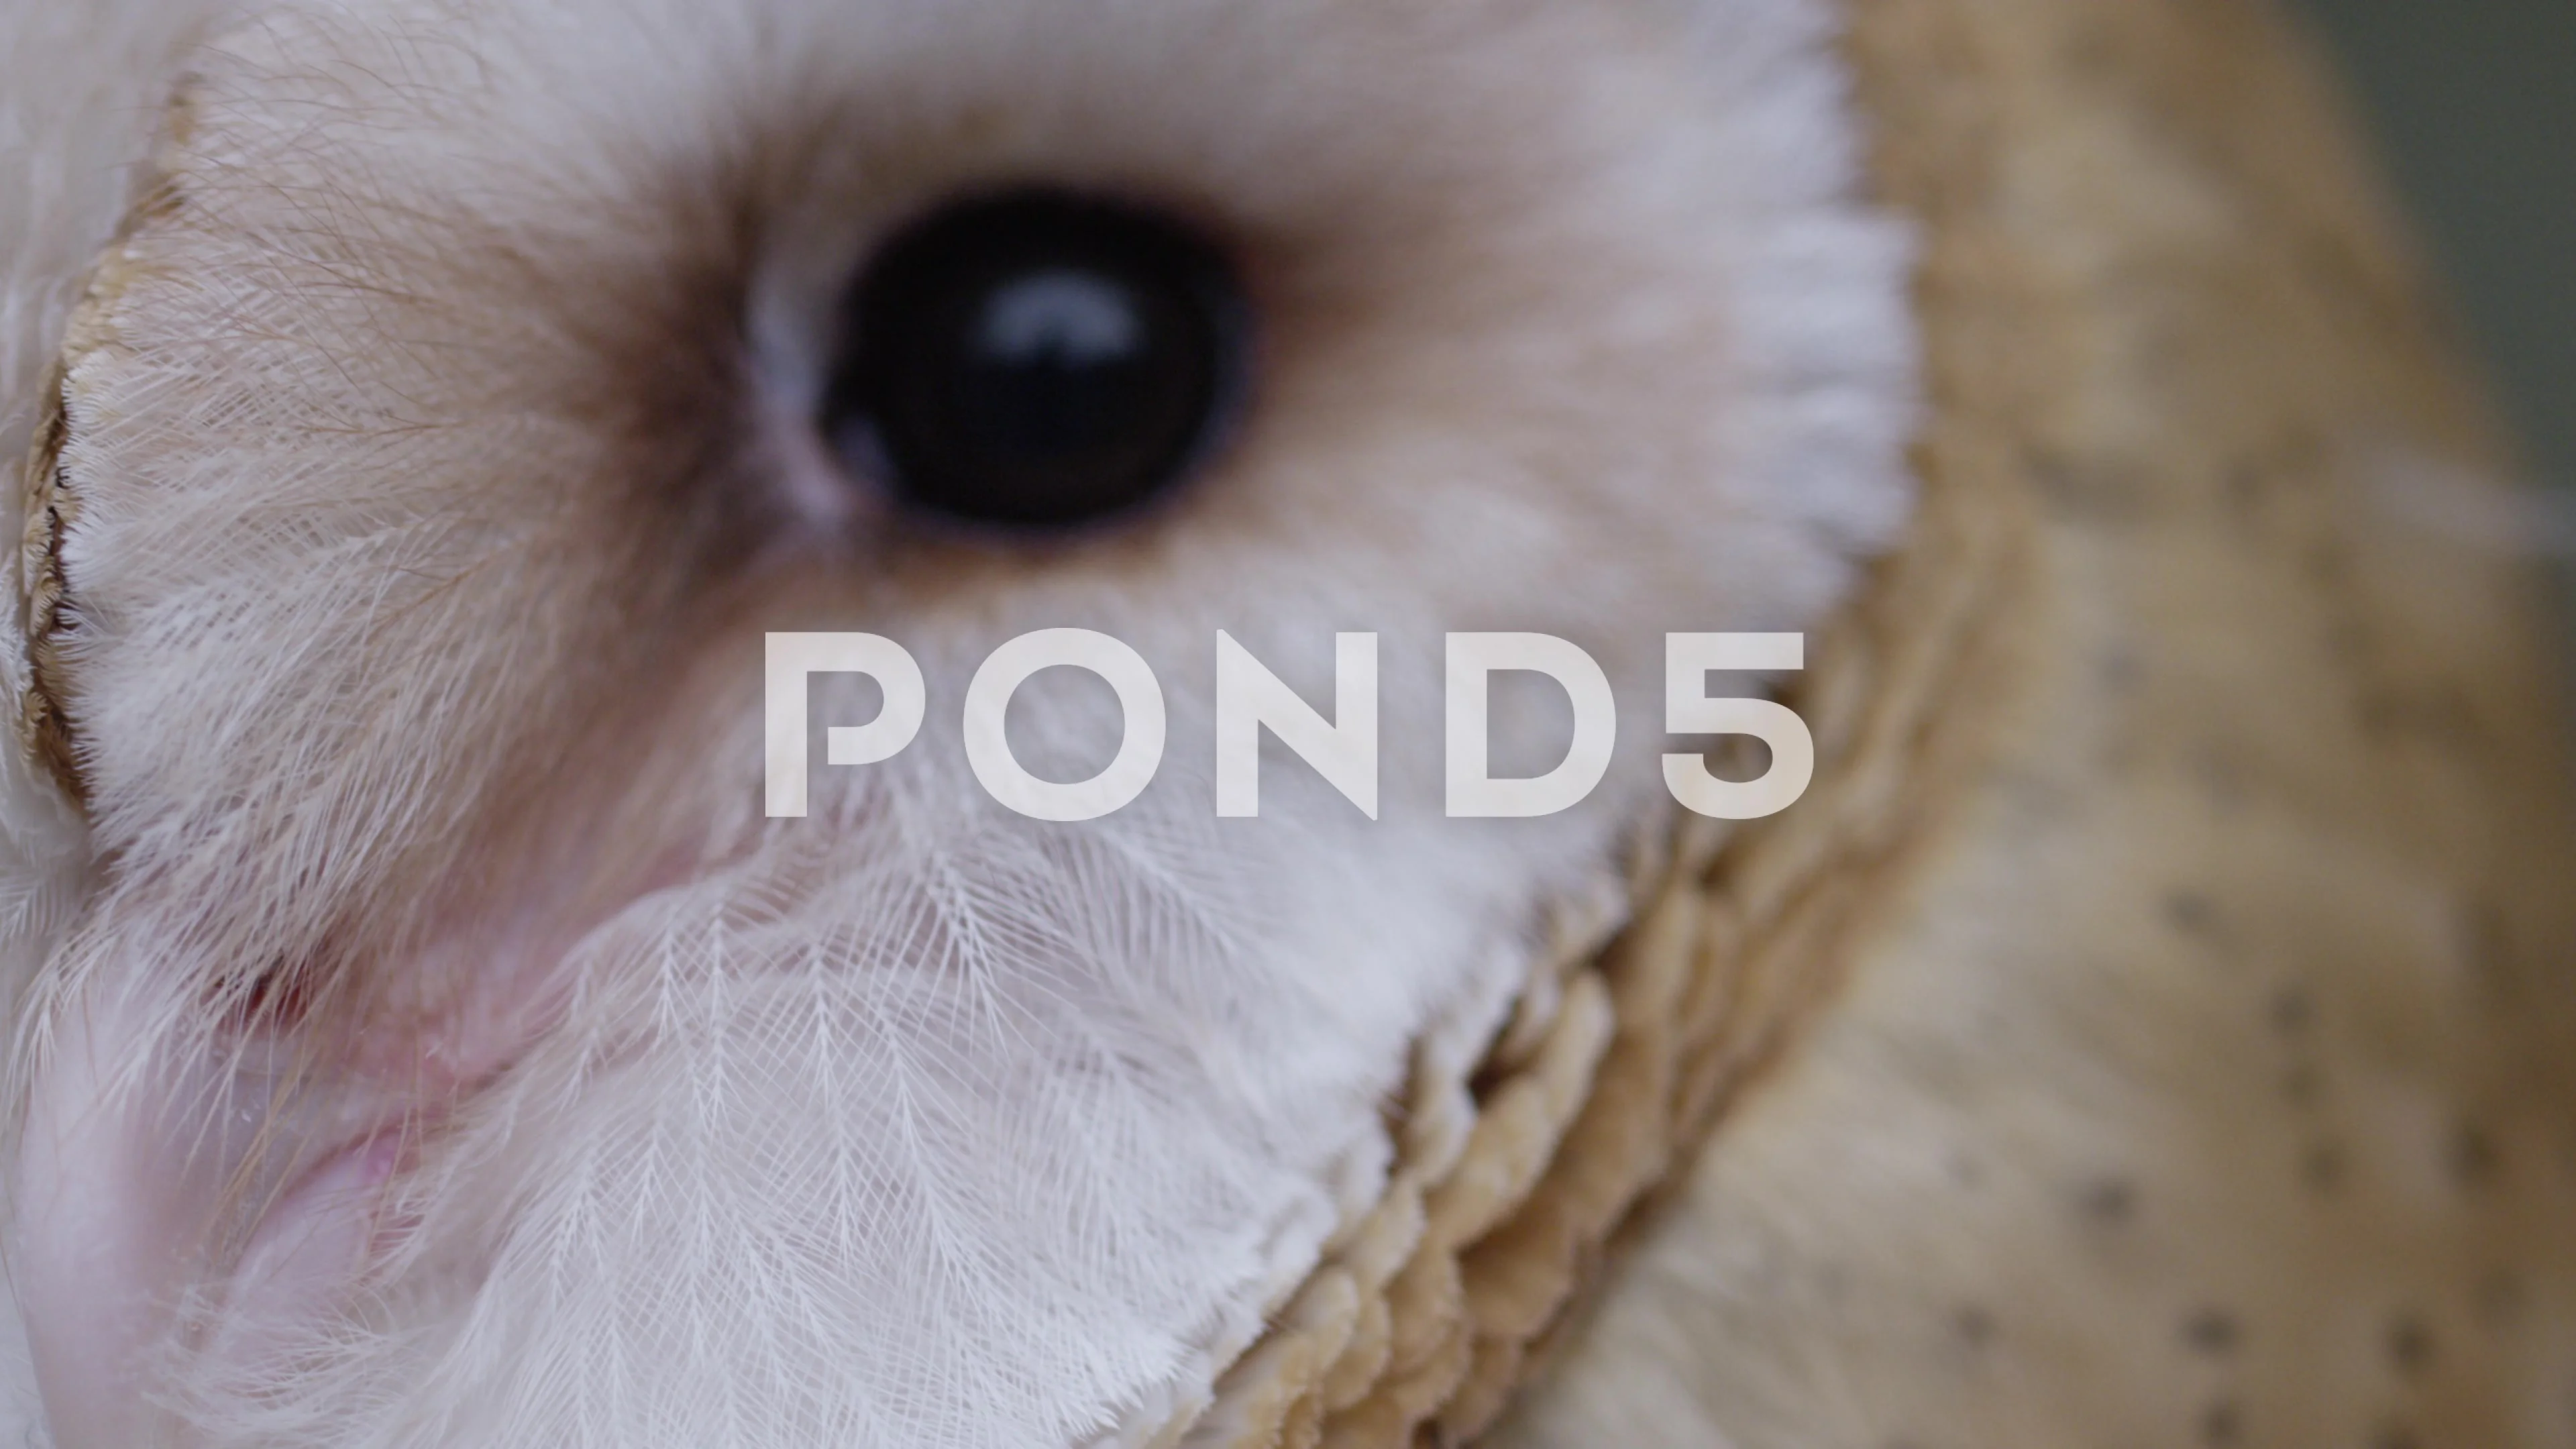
[2293,0,2574,561]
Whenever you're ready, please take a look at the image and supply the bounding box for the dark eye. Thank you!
[826,189,1250,531]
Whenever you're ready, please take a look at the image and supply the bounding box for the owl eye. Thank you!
[826,188,1250,531]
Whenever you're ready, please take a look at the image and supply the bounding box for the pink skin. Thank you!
[13,616,761,1442]
[11,902,619,1446]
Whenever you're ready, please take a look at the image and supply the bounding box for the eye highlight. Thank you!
[826,189,1250,531]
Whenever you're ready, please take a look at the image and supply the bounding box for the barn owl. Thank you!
[1,0,2571,1446]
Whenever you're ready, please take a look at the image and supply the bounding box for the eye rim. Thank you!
[822,184,1257,537]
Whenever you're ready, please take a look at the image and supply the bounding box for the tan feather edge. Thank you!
[1171,487,2019,1449]
[1170,7,2035,1436]
[15,85,199,806]
[17,356,81,804]
[1163,497,2015,1449]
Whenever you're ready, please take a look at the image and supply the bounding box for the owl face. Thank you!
[2,0,1915,1443]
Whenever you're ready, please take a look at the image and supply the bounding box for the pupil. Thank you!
[828,189,1248,531]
